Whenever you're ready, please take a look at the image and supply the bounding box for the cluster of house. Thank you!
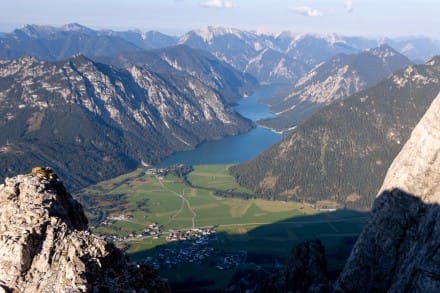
[143,222,162,239]
[142,234,246,271]
[166,227,216,242]
[145,167,168,180]
[144,164,193,180]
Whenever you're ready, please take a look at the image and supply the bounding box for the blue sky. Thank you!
[1,0,439,37]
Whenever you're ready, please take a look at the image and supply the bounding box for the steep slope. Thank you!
[0,169,169,292]
[98,45,258,104]
[0,56,252,189]
[231,57,440,209]
[260,45,412,131]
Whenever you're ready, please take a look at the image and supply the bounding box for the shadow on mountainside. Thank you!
[127,209,368,292]
[332,188,440,292]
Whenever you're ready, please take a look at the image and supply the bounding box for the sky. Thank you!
[0,0,439,38]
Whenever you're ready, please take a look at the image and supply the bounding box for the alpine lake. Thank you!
[156,85,283,167]
[78,85,367,292]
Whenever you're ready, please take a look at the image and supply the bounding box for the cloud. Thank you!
[200,0,236,9]
[345,0,354,13]
[289,6,324,17]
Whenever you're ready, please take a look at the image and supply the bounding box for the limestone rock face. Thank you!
[380,91,440,203]
[0,172,169,292]
[334,189,440,292]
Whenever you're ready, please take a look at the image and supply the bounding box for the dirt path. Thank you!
[156,177,197,228]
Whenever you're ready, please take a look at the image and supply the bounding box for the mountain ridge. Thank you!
[259,44,413,131]
[3,24,440,84]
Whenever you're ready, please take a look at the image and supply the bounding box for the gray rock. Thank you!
[0,171,169,292]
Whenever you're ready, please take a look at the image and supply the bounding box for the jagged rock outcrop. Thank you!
[0,170,169,292]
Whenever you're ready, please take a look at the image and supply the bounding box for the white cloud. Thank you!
[289,6,324,17]
[200,0,236,9]
[345,0,354,13]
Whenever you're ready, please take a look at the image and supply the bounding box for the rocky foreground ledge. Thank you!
[0,170,169,292]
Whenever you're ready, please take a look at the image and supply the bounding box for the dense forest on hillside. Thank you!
[231,58,440,209]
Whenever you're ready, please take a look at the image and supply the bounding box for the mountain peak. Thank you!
[366,43,399,59]
[0,169,169,292]
[60,23,95,33]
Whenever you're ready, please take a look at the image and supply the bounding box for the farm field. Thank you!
[76,164,367,291]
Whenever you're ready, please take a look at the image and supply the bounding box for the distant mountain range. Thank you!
[2,24,440,84]
[231,56,440,209]
[259,45,413,131]
[0,54,253,190]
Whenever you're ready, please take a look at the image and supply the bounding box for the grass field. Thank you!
[76,164,367,290]
[78,165,319,236]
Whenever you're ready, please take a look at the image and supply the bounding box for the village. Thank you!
[144,164,193,180]
[140,233,247,271]
[97,217,246,271]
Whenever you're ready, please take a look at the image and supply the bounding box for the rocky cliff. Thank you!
[0,169,169,292]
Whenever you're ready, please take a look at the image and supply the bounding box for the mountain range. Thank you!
[231,56,440,209]
[259,44,413,131]
[2,24,440,84]
[0,54,252,190]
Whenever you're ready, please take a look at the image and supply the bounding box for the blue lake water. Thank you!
[156,85,283,167]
